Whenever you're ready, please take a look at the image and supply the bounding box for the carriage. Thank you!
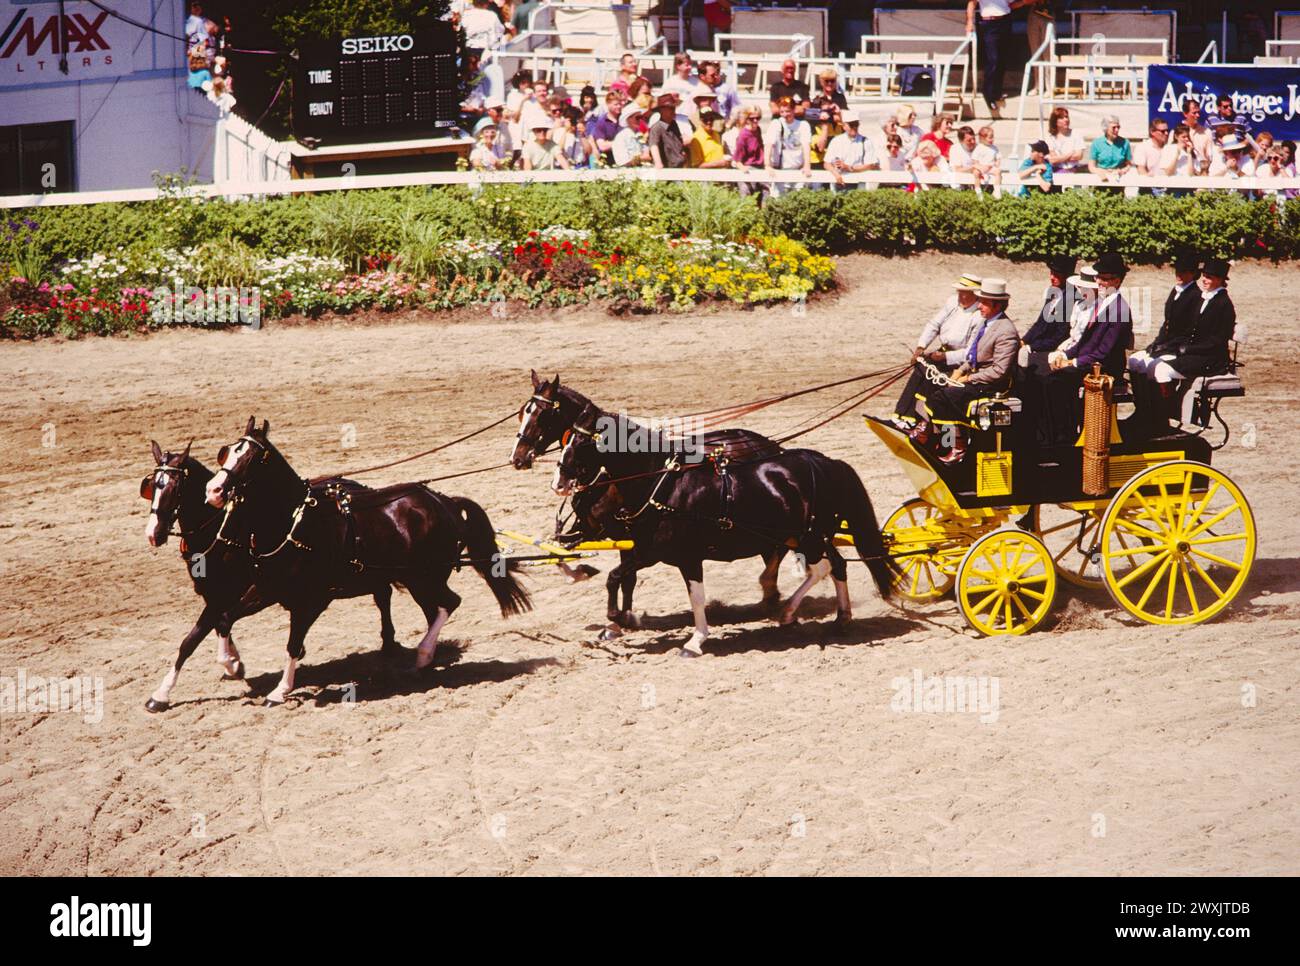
[861,361,1255,636]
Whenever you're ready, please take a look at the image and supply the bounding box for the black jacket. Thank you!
[1167,289,1236,378]
[1146,281,1200,356]
[1022,287,1070,352]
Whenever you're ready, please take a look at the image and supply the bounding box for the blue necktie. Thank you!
[966,320,989,367]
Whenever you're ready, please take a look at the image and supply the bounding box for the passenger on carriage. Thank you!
[890,272,983,430]
[1127,256,1237,436]
[1018,254,1077,368]
[1028,251,1133,445]
[908,278,1020,465]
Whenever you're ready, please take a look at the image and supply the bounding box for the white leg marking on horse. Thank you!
[781,558,832,624]
[267,657,297,704]
[683,579,709,654]
[217,633,241,674]
[151,667,179,705]
[415,607,450,670]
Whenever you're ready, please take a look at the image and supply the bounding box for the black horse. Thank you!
[141,440,401,712]
[511,371,790,632]
[205,417,530,706]
[554,405,894,657]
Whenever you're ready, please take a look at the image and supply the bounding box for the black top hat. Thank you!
[1047,254,1076,277]
[1172,252,1200,274]
[1201,257,1231,279]
[1091,251,1128,276]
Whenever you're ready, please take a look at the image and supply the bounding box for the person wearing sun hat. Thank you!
[910,278,1019,464]
[891,272,984,428]
[1034,251,1132,444]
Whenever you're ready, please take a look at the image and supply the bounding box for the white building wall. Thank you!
[0,0,219,190]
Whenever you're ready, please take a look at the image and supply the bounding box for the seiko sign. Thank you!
[340,35,415,55]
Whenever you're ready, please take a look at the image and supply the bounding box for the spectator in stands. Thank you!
[1257,147,1298,202]
[733,108,767,201]
[702,0,733,38]
[586,92,623,166]
[554,104,588,168]
[965,0,1013,118]
[612,110,651,167]
[950,125,999,193]
[814,68,848,111]
[1213,93,1250,141]
[1281,141,1297,170]
[1016,140,1053,196]
[475,98,513,158]
[1209,116,1239,154]
[825,110,878,190]
[908,139,951,191]
[698,61,742,122]
[663,53,699,100]
[688,111,734,169]
[1087,115,1132,182]
[1252,131,1274,165]
[766,96,812,196]
[509,0,541,37]
[883,133,909,174]
[1208,133,1255,189]
[460,49,492,126]
[1180,97,1213,171]
[505,70,534,147]
[617,52,643,89]
[769,60,810,117]
[1158,124,1198,195]
[186,3,208,48]
[895,106,923,158]
[578,86,599,122]
[620,78,655,128]
[470,122,509,170]
[1134,118,1170,184]
[462,0,506,51]
[919,113,954,159]
[690,89,720,128]
[648,96,687,168]
[973,125,1002,192]
[809,98,843,172]
[1045,107,1084,176]
[522,122,570,170]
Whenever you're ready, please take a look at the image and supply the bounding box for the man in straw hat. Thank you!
[911,278,1020,464]
[891,272,984,429]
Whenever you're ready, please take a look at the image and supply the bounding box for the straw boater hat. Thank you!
[1218,133,1248,153]
[977,278,1011,301]
[1067,266,1099,290]
[953,273,982,291]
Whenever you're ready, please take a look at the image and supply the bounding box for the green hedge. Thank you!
[760,188,1300,261]
[5,183,1297,279]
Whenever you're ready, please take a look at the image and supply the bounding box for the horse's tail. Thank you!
[452,497,533,617]
[826,458,894,601]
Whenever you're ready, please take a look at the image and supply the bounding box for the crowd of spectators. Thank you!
[185,2,235,110]
[451,0,1297,205]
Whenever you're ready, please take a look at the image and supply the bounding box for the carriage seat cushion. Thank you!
[1196,372,1244,397]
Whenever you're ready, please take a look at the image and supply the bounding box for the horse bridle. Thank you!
[515,394,565,454]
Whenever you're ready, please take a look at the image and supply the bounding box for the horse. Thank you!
[204,417,531,706]
[140,440,401,712]
[510,370,791,632]
[553,404,894,657]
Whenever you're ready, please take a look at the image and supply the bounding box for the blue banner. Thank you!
[1147,65,1300,141]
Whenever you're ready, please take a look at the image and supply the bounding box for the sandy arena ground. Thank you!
[1,253,1297,876]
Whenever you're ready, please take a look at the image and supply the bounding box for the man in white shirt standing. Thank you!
[891,273,984,428]
[461,0,506,51]
[825,110,879,189]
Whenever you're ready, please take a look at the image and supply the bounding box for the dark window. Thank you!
[0,121,76,194]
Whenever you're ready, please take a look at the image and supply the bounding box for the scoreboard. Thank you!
[293,24,459,143]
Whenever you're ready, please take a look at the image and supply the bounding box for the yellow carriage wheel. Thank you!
[956,530,1057,636]
[1031,503,1106,589]
[882,498,957,601]
[1099,461,1255,626]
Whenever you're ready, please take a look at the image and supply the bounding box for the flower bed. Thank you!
[2,223,836,338]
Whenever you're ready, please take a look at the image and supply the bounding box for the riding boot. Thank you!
[939,432,968,465]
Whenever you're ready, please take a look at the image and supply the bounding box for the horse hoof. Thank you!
[597,625,623,642]
[263,696,286,708]
[221,661,245,681]
[144,698,169,713]
[678,647,702,659]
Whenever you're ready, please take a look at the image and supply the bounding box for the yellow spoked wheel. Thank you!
[1099,461,1255,625]
[956,530,1057,636]
[1032,503,1106,588]
[882,498,959,601]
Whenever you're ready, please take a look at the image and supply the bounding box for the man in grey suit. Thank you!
[911,278,1020,463]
